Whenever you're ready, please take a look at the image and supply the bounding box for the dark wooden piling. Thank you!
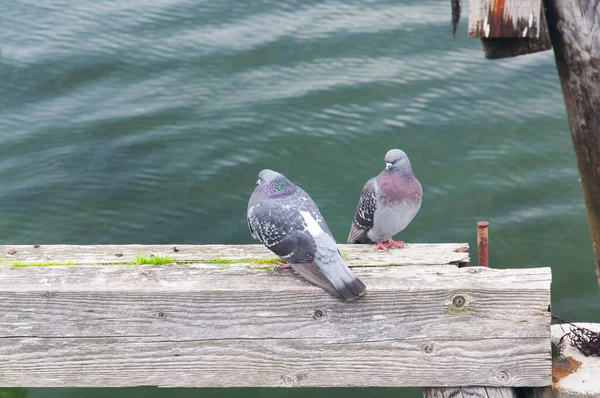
[542,0,600,285]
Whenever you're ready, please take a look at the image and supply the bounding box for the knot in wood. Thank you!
[421,343,434,354]
[452,295,466,308]
[313,309,324,319]
[496,371,509,382]
[157,312,166,318]
[283,376,294,386]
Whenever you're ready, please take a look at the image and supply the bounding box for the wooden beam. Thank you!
[468,0,543,38]
[423,386,517,397]
[542,0,600,284]
[468,0,552,58]
[0,248,550,388]
[423,323,600,397]
[480,2,551,59]
[0,243,470,267]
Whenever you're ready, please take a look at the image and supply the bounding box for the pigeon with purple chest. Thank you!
[347,149,422,250]
[247,169,366,301]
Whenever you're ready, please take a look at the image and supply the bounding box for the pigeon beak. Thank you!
[256,179,261,185]
[385,162,393,171]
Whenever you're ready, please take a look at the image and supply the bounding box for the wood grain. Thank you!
[0,336,549,388]
[423,387,517,398]
[0,262,551,388]
[468,0,542,38]
[0,243,469,267]
[480,1,551,59]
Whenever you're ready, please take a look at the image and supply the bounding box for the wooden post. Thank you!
[423,224,516,398]
[0,244,553,388]
[541,0,600,285]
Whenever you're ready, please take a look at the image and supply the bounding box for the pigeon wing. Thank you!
[347,177,377,243]
[248,200,315,263]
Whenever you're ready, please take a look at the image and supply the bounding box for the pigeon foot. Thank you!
[388,239,404,248]
[375,241,391,250]
[274,261,291,269]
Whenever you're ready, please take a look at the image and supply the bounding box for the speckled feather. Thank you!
[248,170,366,300]
[347,149,422,244]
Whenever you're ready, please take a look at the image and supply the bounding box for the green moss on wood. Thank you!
[202,258,242,264]
[253,265,275,270]
[201,257,281,265]
[250,257,282,264]
[12,261,76,268]
[127,255,174,265]
[339,252,351,260]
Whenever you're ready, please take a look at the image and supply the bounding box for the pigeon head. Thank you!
[255,169,297,198]
[384,149,412,172]
[256,169,283,185]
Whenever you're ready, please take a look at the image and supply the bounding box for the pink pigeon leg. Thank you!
[375,241,391,250]
[274,261,291,269]
[388,239,404,248]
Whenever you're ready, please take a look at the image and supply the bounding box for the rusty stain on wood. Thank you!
[480,2,551,59]
[552,356,582,384]
[468,0,541,38]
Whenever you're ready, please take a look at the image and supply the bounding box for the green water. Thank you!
[1,0,599,397]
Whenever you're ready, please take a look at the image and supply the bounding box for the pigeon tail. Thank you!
[314,249,366,301]
[347,224,373,244]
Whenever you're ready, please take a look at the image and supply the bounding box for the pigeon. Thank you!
[247,169,366,301]
[347,149,422,250]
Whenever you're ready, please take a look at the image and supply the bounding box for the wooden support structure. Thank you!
[468,0,600,282]
[468,0,552,58]
[0,243,552,388]
[423,322,600,397]
[541,0,600,285]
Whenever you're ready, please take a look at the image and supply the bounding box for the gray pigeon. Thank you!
[247,169,366,301]
[347,149,422,250]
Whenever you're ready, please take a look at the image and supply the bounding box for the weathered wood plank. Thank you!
[0,336,549,388]
[0,266,550,340]
[423,386,518,398]
[480,2,551,59]
[468,0,542,38]
[0,243,470,267]
[542,0,600,285]
[0,264,551,388]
